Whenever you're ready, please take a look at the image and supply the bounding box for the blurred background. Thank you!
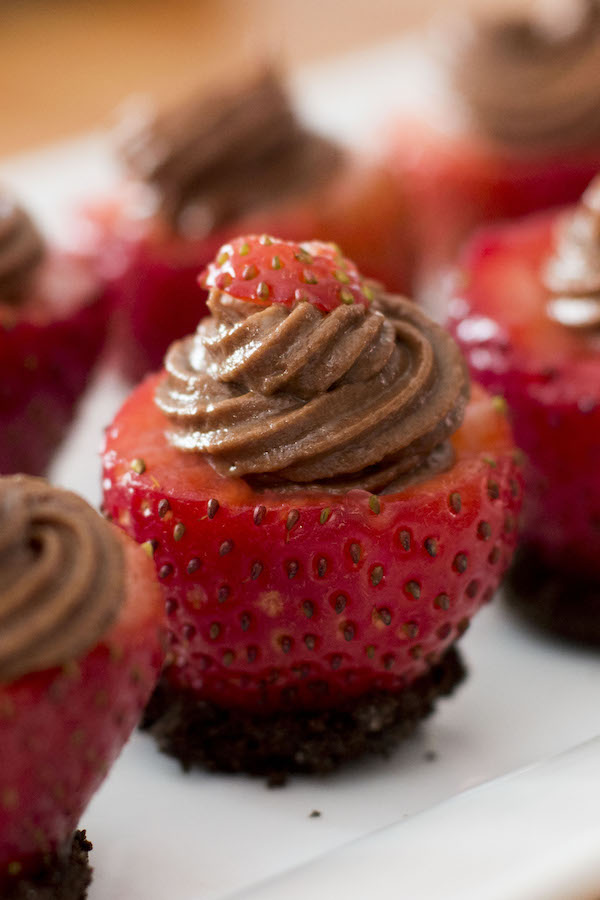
[1,0,535,157]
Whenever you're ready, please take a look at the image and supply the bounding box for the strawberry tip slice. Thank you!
[200,235,373,313]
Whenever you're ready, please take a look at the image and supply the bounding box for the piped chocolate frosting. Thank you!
[156,288,469,493]
[0,476,125,683]
[544,175,600,329]
[0,193,45,304]
[119,70,342,236]
[448,0,600,150]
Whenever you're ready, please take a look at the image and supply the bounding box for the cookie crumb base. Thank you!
[506,545,600,646]
[5,831,92,900]
[142,646,465,777]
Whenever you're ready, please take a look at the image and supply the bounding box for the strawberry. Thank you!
[446,210,600,640]
[0,251,108,476]
[201,235,372,312]
[389,117,600,281]
[0,484,164,892]
[102,375,522,771]
[90,160,412,382]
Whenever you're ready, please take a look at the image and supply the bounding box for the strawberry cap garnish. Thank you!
[200,235,374,313]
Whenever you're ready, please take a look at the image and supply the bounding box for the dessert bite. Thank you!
[0,476,164,897]
[0,191,108,476]
[388,0,600,286]
[91,70,412,381]
[102,235,522,776]
[447,177,600,643]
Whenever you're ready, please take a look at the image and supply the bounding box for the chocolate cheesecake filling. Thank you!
[448,0,600,150]
[156,290,469,493]
[119,70,342,236]
[0,476,125,683]
[0,194,45,304]
[544,175,600,329]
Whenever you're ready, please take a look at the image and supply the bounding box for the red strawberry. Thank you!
[89,161,413,382]
[0,251,108,476]
[0,487,164,891]
[446,210,600,638]
[202,235,372,312]
[102,374,522,769]
[93,204,227,382]
[389,117,600,279]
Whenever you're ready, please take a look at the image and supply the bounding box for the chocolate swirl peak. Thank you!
[118,70,342,236]
[0,193,45,305]
[544,176,600,329]
[447,0,600,150]
[156,247,469,493]
[0,476,125,683]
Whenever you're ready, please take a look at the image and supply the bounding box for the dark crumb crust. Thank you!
[5,831,92,900]
[142,646,465,777]
[506,545,600,646]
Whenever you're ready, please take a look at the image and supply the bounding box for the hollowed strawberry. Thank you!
[388,113,600,285]
[447,210,600,642]
[0,251,108,476]
[102,375,522,773]
[0,492,164,893]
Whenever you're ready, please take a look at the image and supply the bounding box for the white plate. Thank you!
[2,37,600,900]
[230,737,600,900]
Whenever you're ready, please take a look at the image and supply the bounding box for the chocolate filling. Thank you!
[156,291,469,493]
[119,70,342,236]
[448,0,600,150]
[0,193,45,304]
[0,477,125,683]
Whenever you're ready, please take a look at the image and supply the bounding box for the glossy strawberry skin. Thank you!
[0,253,108,476]
[92,162,413,382]
[447,212,600,577]
[102,375,522,712]
[0,532,164,888]
[202,236,370,312]
[389,118,600,277]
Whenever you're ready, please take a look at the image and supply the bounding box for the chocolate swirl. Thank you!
[544,176,600,329]
[156,291,469,493]
[0,476,125,684]
[0,194,45,304]
[448,0,600,150]
[118,70,342,236]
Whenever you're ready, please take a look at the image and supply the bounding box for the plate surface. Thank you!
[230,737,600,900]
[2,38,599,900]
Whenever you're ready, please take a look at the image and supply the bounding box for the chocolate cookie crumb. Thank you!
[505,544,600,645]
[141,646,465,777]
[6,830,92,899]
